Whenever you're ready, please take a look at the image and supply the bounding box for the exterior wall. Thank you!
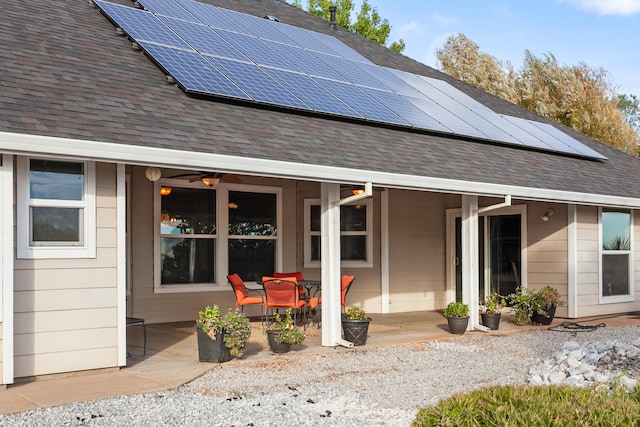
[13,163,119,378]
[527,203,569,317]
[0,323,3,384]
[128,167,297,323]
[575,206,640,317]
[295,182,382,313]
[387,190,447,313]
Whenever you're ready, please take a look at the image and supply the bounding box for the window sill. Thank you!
[154,283,228,294]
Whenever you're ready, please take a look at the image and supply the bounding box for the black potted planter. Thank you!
[342,318,372,346]
[195,325,232,363]
[446,316,469,334]
[481,313,501,330]
[267,330,291,353]
[531,305,557,325]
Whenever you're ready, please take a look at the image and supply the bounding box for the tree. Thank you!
[436,34,639,155]
[291,0,405,53]
[618,94,640,130]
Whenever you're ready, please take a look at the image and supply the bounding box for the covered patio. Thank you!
[4,310,640,415]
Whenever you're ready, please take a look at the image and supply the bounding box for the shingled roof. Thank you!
[1,0,639,205]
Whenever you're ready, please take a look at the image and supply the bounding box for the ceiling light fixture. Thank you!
[201,176,221,187]
[351,186,365,195]
[160,187,172,196]
[145,167,161,182]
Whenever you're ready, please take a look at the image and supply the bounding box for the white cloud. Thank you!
[559,0,640,15]
[432,13,458,27]
[396,21,420,39]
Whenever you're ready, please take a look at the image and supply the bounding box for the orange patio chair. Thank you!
[262,276,307,329]
[308,275,355,312]
[227,273,265,319]
[273,271,307,300]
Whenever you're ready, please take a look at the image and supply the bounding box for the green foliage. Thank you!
[413,384,640,427]
[344,305,367,320]
[435,33,640,155]
[442,301,469,318]
[197,304,251,357]
[293,0,404,53]
[604,235,631,250]
[266,308,306,346]
[482,292,505,315]
[507,286,563,326]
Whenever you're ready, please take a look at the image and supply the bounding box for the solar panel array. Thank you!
[94,0,606,160]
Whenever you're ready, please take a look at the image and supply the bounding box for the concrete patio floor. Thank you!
[2,310,640,415]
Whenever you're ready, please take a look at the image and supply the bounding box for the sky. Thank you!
[358,0,640,96]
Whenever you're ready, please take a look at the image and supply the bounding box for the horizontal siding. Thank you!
[15,348,116,378]
[388,191,446,312]
[15,288,116,312]
[13,163,119,378]
[14,307,117,334]
[14,327,116,355]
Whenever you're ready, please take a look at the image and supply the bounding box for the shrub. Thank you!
[413,384,640,427]
[196,304,251,357]
[442,301,469,318]
[344,306,367,320]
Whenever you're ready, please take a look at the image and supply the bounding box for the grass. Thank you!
[413,384,640,427]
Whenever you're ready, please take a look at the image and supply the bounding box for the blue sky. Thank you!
[359,0,640,96]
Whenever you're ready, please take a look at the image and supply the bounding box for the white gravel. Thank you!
[1,325,639,426]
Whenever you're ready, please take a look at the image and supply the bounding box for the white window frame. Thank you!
[599,207,634,303]
[154,180,282,293]
[17,156,96,259]
[303,198,373,268]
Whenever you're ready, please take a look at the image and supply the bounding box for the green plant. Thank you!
[413,384,640,427]
[265,308,306,346]
[506,287,543,325]
[534,285,564,308]
[344,306,367,320]
[482,292,505,315]
[442,301,469,318]
[196,304,251,357]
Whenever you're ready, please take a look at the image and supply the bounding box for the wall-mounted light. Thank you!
[145,167,162,182]
[201,176,221,187]
[160,187,172,196]
[542,208,554,222]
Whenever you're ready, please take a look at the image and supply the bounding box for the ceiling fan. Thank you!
[168,171,241,186]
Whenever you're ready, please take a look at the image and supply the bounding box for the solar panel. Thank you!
[264,41,346,81]
[95,0,192,49]
[95,0,606,161]
[137,42,250,98]
[421,76,495,114]
[136,0,197,22]
[308,31,373,64]
[205,56,311,110]
[311,52,388,89]
[362,88,452,132]
[215,30,299,71]
[530,121,606,159]
[175,0,247,33]
[220,8,294,45]
[264,68,362,117]
[269,22,339,54]
[315,78,409,126]
[160,16,247,61]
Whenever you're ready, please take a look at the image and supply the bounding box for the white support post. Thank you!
[461,195,481,331]
[320,182,343,346]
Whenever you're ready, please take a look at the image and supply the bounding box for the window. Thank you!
[228,190,278,281]
[158,186,216,287]
[17,157,96,259]
[304,198,373,267]
[154,181,281,292]
[600,208,633,301]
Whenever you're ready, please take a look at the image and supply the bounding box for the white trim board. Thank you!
[2,132,640,208]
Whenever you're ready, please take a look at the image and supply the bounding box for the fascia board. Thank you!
[1,131,639,209]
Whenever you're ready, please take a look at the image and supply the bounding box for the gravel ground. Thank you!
[2,325,640,426]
